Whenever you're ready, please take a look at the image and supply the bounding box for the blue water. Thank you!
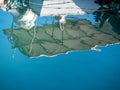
[0,9,120,90]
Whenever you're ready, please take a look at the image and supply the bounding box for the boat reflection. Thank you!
[3,14,120,57]
[2,0,100,30]
[3,0,44,29]
[1,0,120,57]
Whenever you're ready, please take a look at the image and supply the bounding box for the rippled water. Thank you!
[0,1,120,90]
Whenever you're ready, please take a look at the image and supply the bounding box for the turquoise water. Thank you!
[0,9,120,90]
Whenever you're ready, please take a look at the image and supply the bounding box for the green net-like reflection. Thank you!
[4,16,120,57]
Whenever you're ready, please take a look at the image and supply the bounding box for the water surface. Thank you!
[0,5,120,90]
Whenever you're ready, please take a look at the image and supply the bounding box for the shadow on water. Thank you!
[73,0,99,13]
[93,7,120,34]
[29,0,44,15]
[1,0,120,57]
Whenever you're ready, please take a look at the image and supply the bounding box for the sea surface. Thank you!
[0,9,120,90]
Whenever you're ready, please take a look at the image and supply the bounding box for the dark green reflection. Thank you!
[4,16,120,57]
